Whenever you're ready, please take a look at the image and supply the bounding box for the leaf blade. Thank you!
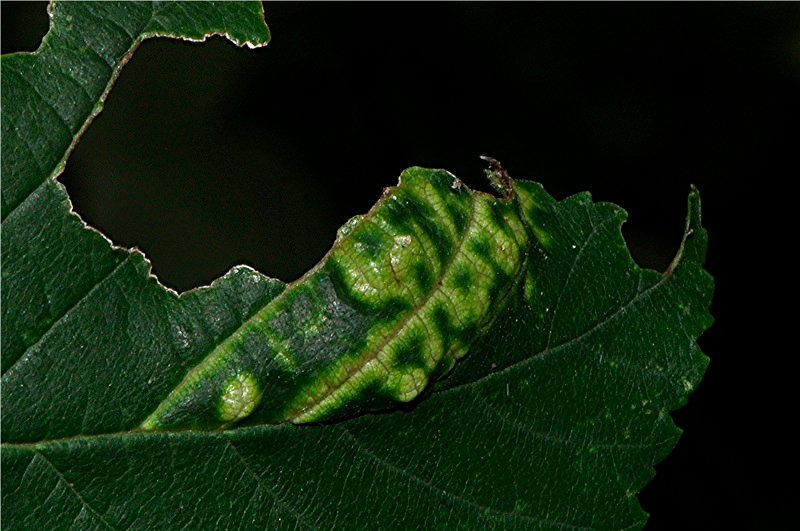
[2,185,711,529]
[1,2,712,529]
[1,0,271,442]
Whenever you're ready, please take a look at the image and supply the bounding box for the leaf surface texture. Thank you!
[0,2,713,529]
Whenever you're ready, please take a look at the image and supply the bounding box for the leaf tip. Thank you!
[665,186,707,277]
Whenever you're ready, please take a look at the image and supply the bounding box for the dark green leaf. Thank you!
[1,2,712,529]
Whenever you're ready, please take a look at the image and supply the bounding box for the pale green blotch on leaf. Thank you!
[218,371,262,422]
[389,367,428,402]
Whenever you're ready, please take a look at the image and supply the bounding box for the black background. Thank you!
[3,2,798,529]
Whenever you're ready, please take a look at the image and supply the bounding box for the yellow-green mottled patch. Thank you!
[140,165,554,430]
[218,372,262,422]
[515,183,553,248]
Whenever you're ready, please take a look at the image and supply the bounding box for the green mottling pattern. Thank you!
[218,371,262,423]
[142,167,538,430]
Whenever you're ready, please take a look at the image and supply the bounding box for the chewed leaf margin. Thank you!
[1,2,713,529]
[1,181,712,530]
[1,0,272,441]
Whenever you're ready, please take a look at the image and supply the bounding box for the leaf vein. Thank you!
[545,211,620,350]
[32,449,117,530]
[287,190,480,419]
[2,254,131,379]
[481,399,674,451]
[224,439,316,530]
[337,426,603,530]
[437,266,672,397]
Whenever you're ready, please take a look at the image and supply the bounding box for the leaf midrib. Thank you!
[5,427,646,531]
[5,196,688,446]
[142,182,488,426]
[285,192,483,420]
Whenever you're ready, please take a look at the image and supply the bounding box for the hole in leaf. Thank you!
[60,37,355,292]
[55,2,495,293]
[47,3,686,292]
[1,1,49,53]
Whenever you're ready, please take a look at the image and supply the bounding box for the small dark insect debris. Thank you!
[480,155,514,199]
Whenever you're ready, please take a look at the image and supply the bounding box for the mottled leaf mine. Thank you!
[141,166,545,430]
